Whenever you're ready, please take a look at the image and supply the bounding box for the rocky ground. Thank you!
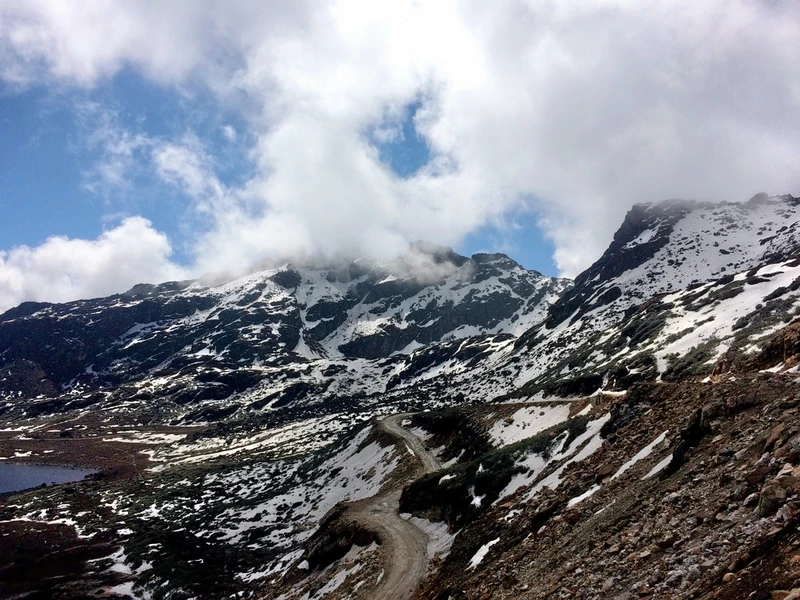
[406,371,800,599]
[4,366,800,600]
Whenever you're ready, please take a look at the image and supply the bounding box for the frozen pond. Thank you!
[0,462,95,493]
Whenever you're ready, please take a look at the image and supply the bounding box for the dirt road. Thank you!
[351,414,442,600]
[380,414,442,474]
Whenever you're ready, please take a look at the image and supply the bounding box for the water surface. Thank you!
[0,462,95,493]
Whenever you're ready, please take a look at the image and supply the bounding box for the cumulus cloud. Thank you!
[0,218,188,312]
[1,0,799,309]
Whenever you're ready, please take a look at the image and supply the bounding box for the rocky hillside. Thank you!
[401,357,800,600]
[547,193,800,331]
[0,244,567,423]
[440,193,800,402]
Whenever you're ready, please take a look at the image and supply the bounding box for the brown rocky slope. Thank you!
[405,331,800,599]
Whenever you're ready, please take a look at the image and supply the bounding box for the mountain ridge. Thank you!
[4,193,800,416]
[3,193,800,599]
[0,244,568,420]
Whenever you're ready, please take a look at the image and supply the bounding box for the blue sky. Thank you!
[0,2,798,312]
[1,71,254,265]
[1,73,559,275]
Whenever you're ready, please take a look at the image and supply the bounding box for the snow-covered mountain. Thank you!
[0,244,567,421]
[4,194,800,423]
[5,193,800,600]
[447,193,800,401]
[546,192,800,331]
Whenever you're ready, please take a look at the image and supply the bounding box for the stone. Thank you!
[766,423,787,451]
[747,465,773,486]
[596,463,617,481]
[781,439,800,465]
[695,511,714,524]
[758,483,788,518]
[775,504,795,522]
[776,474,800,494]
[686,565,702,581]
[743,492,760,507]
[732,482,752,501]
[664,569,685,586]
[722,572,738,583]
[656,534,677,550]
[602,577,619,592]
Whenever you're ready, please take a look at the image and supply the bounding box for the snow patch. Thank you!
[467,538,500,570]
[488,404,571,447]
[611,431,669,480]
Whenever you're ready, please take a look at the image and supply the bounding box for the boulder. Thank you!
[758,483,788,518]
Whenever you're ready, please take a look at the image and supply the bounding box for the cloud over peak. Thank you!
[1,0,799,312]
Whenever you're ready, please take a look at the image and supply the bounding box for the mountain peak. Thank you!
[544,193,800,331]
[406,241,469,267]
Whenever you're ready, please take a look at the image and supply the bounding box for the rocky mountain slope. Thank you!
[2,193,800,600]
[402,367,800,600]
[0,244,567,423]
[441,193,800,402]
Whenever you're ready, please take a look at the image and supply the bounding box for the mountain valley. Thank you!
[2,194,800,599]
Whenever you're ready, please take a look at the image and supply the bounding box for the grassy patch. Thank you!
[400,414,592,529]
[410,409,491,463]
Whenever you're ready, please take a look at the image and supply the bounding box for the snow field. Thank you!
[488,404,572,446]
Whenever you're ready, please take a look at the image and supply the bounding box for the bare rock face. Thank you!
[0,359,58,399]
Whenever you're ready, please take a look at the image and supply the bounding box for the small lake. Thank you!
[0,462,95,494]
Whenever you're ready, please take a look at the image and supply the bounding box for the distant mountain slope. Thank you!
[455,193,800,400]
[3,194,800,423]
[0,245,567,419]
[547,193,800,330]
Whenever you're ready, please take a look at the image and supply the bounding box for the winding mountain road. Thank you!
[351,414,442,600]
[381,414,442,474]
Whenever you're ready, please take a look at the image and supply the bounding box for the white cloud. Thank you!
[1,0,800,310]
[220,125,237,142]
[0,218,188,313]
[78,102,152,194]
[152,135,225,208]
